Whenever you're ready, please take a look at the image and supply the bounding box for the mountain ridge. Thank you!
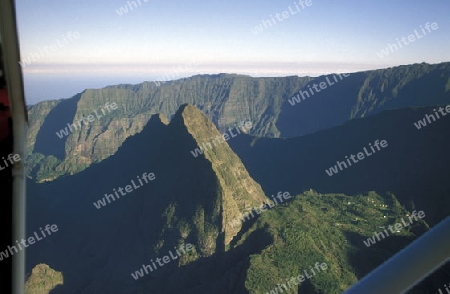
[26,62,450,182]
[228,105,450,226]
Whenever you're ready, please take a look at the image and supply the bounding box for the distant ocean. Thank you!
[23,72,159,106]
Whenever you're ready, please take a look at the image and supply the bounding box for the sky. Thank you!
[14,0,450,104]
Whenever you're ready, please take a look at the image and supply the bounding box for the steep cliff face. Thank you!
[26,63,450,182]
[174,104,267,245]
[26,74,311,181]
[276,62,450,137]
[27,99,61,155]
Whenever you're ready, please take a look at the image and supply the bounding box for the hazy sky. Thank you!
[14,0,450,104]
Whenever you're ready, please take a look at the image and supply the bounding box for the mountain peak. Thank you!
[171,103,267,244]
[175,103,197,117]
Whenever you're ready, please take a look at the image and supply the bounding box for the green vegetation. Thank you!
[241,190,427,293]
[25,264,63,294]
[115,190,429,294]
